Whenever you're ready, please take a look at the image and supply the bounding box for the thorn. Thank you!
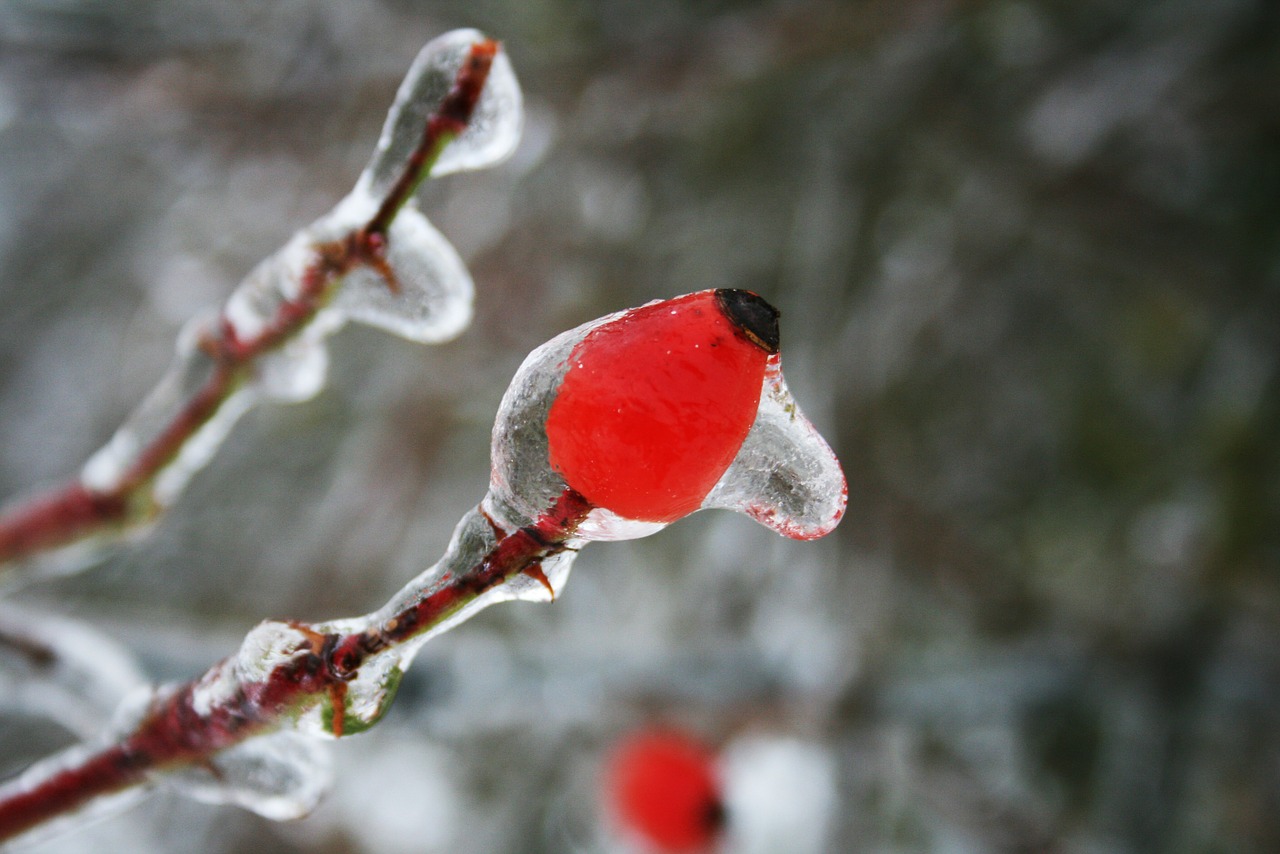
[358,230,400,294]
[284,620,329,654]
[372,256,401,294]
[329,682,348,738]
[479,507,509,542]
[523,563,556,600]
[196,317,241,362]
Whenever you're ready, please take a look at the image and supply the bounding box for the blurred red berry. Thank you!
[546,289,776,523]
[605,729,725,853]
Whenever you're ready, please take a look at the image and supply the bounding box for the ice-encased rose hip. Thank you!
[545,290,778,523]
[487,288,844,544]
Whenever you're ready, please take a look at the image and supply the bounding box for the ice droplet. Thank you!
[186,620,318,721]
[574,506,667,542]
[336,202,474,343]
[359,29,523,199]
[166,730,333,820]
[702,359,847,540]
[254,335,330,403]
[231,621,316,685]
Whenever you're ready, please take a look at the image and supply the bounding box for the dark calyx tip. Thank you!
[704,797,729,832]
[715,289,780,354]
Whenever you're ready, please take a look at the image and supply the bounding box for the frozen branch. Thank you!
[0,289,847,845]
[0,489,591,843]
[0,31,522,586]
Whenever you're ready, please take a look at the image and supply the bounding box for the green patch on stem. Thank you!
[322,666,405,738]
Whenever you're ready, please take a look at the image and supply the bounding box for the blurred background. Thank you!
[1,0,1278,851]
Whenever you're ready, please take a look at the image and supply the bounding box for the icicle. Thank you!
[335,202,474,343]
[358,28,524,200]
[254,335,330,403]
[215,620,318,696]
[701,357,847,540]
[166,731,333,820]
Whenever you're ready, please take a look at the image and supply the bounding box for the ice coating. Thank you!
[66,30,515,526]
[702,357,847,540]
[229,188,476,348]
[490,290,845,542]
[255,335,330,403]
[358,28,523,197]
[80,317,257,505]
[334,201,474,343]
[307,504,588,736]
[488,310,617,531]
[167,731,333,821]
[222,229,323,343]
[0,740,152,848]
[487,309,670,541]
[546,291,767,523]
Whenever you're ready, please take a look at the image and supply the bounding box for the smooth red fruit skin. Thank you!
[545,291,767,522]
[605,730,724,853]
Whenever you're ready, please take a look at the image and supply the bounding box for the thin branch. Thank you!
[0,489,591,843]
[363,40,499,242]
[0,40,499,578]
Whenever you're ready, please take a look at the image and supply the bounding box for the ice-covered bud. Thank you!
[330,198,475,344]
[486,290,846,541]
[357,28,523,201]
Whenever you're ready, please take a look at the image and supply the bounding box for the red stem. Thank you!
[364,39,499,240]
[0,485,129,567]
[0,489,591,842]
[0,40,498,573]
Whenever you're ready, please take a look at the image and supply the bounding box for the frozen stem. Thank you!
[0,37,503,584]
[0,489,591,843]
[0,284,848,844]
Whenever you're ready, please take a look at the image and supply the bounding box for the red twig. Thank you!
[364,39,499,241]
[0,40,499,576]
[0,489,590,842]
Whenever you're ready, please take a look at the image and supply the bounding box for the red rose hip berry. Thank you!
[546,289,779,523]
[605,729,725,853]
